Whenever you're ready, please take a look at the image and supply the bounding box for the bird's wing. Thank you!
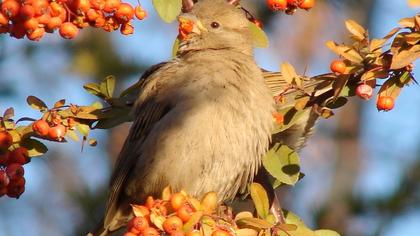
[104,62,172,228]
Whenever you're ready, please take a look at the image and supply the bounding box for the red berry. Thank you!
[9,147,30,165]
[355,84,373,100]
[48,124,67,141]
[0,152,9,166]
[377,96,395,111]
[6,163,24,180]
[10,23,26,39]
[32,119,50,136]
[0,169,10,188]
[0,186,7,197]
[266,0,288,11]
[59,22,79,39]
[330,60,346,74]
[7,176,25,198]
[0,131,13,150]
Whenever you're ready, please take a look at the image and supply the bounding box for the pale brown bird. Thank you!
[92,0,276,235]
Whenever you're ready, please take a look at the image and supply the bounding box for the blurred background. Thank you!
[0,0,419,235]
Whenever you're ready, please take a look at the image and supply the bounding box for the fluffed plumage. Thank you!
[93,1,276,235]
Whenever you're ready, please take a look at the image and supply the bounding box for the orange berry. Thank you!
[115,3,134,22]
[211,229,231,236]
[377,96,394,111]
[266,0,287,11]
[23,18,39,32]
[145,196,155,209]
[1,0,20,18]
[59,22,79,39]
[120,22,134,35]
[163,216,183,233]
[330,60,346,74]
[127,216,149,233]
[355,84,373,100]
[272,112,284,125]
[142,227,160,236]
[7,176,25,198]
[298,0,315,10]
[49,2,65,17]
[90,0,105,10]
[36,13,51,25]
[9,147,30,165]
[171,231,185,236]
[0,187,7,197]
[0,12,9,26]
[177,204,194,222]
[6,163,24,180]
[20,5,35,21]
[134,6,147,20]
[48,124,67,141]
[46,16,62,31]
[32,0,49,16]
[32,120,50,136]
[103,0,121,13]
[171,193,187,210]
[123,232,138,236]
[0,131,13,150]
[187,230,203,236]
[72,0,91,14]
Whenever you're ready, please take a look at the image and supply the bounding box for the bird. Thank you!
[91,0,277,235]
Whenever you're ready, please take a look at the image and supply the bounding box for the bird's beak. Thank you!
[178,14,207,40]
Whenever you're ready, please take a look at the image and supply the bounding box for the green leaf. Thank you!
[21,138,48,157]
[76,123,90,137]
[250,183,270,219]
[66,130,80,142]
[83,83,102,97]
[262,144,301,186]
[27,96,48,111]
[249,22,269,48]
[172,37,180,57]
[100,76,116,98]
[152,0,182,23]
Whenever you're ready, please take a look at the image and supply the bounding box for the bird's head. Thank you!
[177,0,253,56]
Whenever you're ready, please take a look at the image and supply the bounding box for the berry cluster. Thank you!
[0,131,29,199]
[266,0,315,14]
[124,190,233,236]
[32,112,78,141]
[329,59,395,111]
[0,0,147,41]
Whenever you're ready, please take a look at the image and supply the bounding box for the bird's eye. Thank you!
[210,22,220,29]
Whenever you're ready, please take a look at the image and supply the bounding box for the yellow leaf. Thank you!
[249,22,269,48]
[281,62,298,85]
[326,41,363,63]
[408,0,420,8]
[250,183,270,219]
[345,19,366,41]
